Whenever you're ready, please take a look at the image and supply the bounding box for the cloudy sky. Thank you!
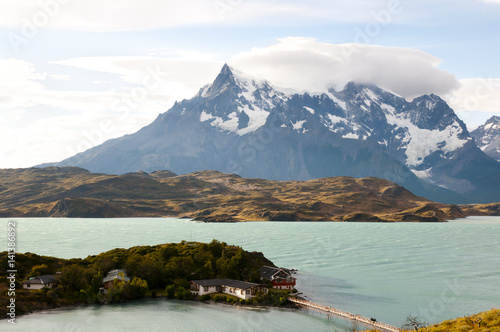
[1,0,499,168]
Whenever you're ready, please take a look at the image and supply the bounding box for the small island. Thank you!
[0,240,298,320]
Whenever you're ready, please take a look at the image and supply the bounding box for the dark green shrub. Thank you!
[200,294,211,301]
[175,287,192,300]
[173,278,190,289]
[165,284,176,298]
[213,295,226,302]
[46,290,59,305]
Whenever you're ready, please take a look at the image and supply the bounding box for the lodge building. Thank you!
[259,266,296,290]
[190,279,268,300]
[21,275,58,290]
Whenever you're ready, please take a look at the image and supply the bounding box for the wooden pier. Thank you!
[288,297,402,332]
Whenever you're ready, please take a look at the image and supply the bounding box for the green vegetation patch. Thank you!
[0,240,274,319]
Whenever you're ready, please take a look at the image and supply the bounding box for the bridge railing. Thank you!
[288,297,402,332]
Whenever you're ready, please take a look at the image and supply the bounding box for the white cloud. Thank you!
[0,55,223,168]
[0,0,396,32]
[0,56,219,114]
[0,0,214,31]
[51,56,222,99]
[0,58,115,110]
[0,58,47,107]
[92,80,113,85]
[229,37,460,100]
[478,0,500,4]
[0,110,160,168]
[446,78,500,112]
[49,73,70,80]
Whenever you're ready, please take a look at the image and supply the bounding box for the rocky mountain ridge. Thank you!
[44,64,500,203]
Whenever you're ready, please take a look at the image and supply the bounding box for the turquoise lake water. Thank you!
[2,217,500,331]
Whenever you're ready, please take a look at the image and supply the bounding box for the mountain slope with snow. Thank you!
[471,116,500,162]
[44,64,500,203]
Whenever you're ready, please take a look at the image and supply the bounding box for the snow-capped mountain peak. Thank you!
[196,64,290,135]
[471,115,500,162]
[197,65,473,175]
[47,64,500,203]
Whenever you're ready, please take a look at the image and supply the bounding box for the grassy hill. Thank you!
[363,309,500,331]
[0,167,498,222]
[420,308,500,331]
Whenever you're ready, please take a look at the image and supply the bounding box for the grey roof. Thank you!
[103,269,130,283]
[259,266,291,280]
[22,275,57,285]
[191,279,260,290]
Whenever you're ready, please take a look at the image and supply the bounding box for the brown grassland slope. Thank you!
[419,308,500,332]
[363,308,500,331]
[0,167,498,222]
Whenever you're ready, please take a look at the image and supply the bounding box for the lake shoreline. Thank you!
[2,294,301,321]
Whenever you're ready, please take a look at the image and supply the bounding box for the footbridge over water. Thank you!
[288,297,402,332]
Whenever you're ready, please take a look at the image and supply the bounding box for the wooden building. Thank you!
[102,269,130,289]
[190,279,268,300]
[22,275,58,290]
[259,266,296,290]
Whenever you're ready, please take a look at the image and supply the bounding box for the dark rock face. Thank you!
[45,65,500,203]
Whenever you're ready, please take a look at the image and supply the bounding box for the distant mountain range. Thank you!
[43,64,500,204]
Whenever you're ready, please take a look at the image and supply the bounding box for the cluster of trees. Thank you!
[0,240,274,317]
[100,277,148,303]
[113,240,271,288]
[112,239,272,300]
